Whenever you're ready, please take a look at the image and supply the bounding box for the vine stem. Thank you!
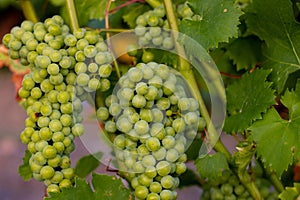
[163,0,263,199]
[145,0,162,8]
[19,0,38,23]
[162,0,231,160]
[66,0,79,32]
[105,0,121,79]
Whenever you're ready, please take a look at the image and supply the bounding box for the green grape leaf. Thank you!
[179,0,243,50]
[224,69,276,133]
[46,174,132,200]
[178,168,200,188]
[245,0,300,93]
[249,87,300,176]
[227,37,263,71]
[195,152,229,179]
[75,152,102,178]
[123,3,151,28]
[279,183,300,200]
[92,174,132,200]
[46,177,94,200]
[18,150,32,181]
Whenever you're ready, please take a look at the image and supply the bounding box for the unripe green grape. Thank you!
[40,165,55,180]
[135,185,149,199]
[52,131,64,142]
[30,161,43,174]
[96,107,109,121]
[11,26,24,40]
[47,184,60,194]
[160,189,174,200]
[76,73,90,86]
[142,51,155,63]
[150,181,162,193]
[42,145,57,159]
[53,142,65,154]
[49,74,64,85]
[160,175,174,189]
[162,37,174,50]
[156,160,171,176]
[128,67,143,82]
[150,123,165,139]
[74,62,87,74]
[59,179,72,189]
[132,94,147,108]
[59,56,72,69]
[37,116,50,127]
[138,173,153,187]
[142,154,156,167]
[99,78,111,92]
[72,123,84,136]
[61,167,74,179]
[83,45,97,58]
[8,49,20,59]
[134,120,149,135]
[166,149,179,162]
[172,118,185,133]
[116,117,133,133]
[114,134,126,149]
[76,38,89,50]
[2,33,12,47]
[135,25,146,36]
[84,30,98,44]
[50,171,64,184]
[105,121,117,133]
[63,136,72,147]
[148,15,159,26]
[99,64,112,78]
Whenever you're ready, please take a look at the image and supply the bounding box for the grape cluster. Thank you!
[2,15,114,194]
[134,3,201,49]
[201,170,279,200]
[65,28,113,93]
[96,62,201,199]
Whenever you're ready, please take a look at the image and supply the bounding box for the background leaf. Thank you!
[227,36,263,71]
[224,69,276,133]
[92,173,132,200]
[249,87,300,176]
[179,0,243,50]
[195,152,229,180]
[18,150,32,181]
[46,174,132,200]
[245,0,300,93]
[75,152,102,178]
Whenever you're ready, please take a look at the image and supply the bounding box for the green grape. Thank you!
[142,51,155,63]
[135,185,149,199]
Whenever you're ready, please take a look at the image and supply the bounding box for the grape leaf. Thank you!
[46,174,132,200]
[179,0,243,50]
[226,36,263,71]
[18,150,32,181]
[279,183,300,200]
[92,173,132,200]
[195,152,229,179]
[245,0,300,93]
[249,87,300,176]
[75,152,102,178]
[122,3,151,28]
[224,69,276,133]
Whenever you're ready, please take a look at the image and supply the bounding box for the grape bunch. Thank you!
[96,62,201,199]
[1,14,116,194]
[64,28,113,93]
[134,3,201,49]
[201,170,279,200]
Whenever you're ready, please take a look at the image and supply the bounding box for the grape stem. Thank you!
[105,0,121,79]
[66,0,79,32]
[145,0,162,8]
[19,0,38,23]
[163,0,263,199]
[162,0,231,160]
